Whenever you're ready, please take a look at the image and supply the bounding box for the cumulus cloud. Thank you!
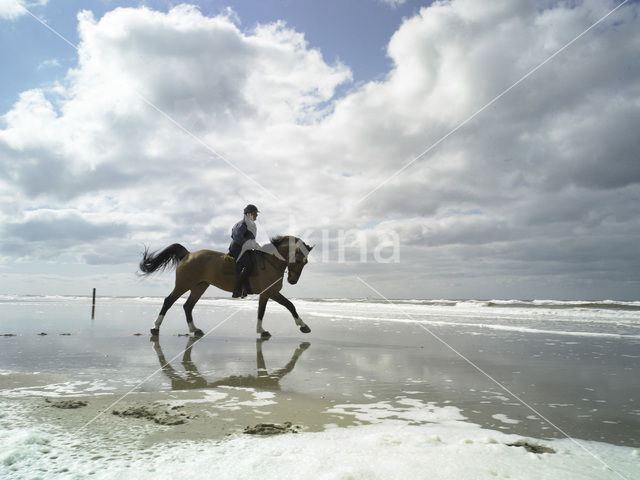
[310,0,640,297]
[0,0,638,299]
[0,4,352,254]
[0,0,47,20]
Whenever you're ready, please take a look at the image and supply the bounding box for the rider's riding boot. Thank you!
[232,269,244,298]
[241,276,252,298]
[232,267,251,298]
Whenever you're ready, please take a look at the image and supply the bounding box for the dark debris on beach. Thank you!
[45,398,88,409]
[244,422,301,436]
[3,332,74,336]
[506,440,555,454]
[112,404,191,426]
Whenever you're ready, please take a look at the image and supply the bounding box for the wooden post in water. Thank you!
[91,288,96,319]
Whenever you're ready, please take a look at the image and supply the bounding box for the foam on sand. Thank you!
[1,397,638,480]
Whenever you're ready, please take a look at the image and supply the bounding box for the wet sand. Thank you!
[0,299,640,446]
[1,296,639,479]
[1,380,351,446]
[1,296,639,446]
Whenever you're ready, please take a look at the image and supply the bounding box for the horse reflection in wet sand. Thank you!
[152,336,311,391]
[139,235,313,338]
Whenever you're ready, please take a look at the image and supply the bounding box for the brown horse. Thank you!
[139,235,313,338]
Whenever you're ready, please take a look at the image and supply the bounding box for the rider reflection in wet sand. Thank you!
[152,336,311,391]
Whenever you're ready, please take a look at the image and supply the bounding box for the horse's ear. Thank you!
[309,244,315,251]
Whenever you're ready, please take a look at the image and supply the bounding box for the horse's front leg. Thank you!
[257,294,271,338]
[270,292,311,334]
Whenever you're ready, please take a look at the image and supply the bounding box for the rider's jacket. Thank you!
[228,216,256,259]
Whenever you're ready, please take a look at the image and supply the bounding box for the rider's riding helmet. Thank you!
[244,204,259,215]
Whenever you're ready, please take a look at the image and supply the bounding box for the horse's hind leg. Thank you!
[151,286,188,336]
[183,282,209,337]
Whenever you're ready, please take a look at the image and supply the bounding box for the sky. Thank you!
[0,0,639,301]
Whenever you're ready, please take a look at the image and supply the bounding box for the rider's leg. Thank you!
[241,251,255,296]
[232,256,245,298]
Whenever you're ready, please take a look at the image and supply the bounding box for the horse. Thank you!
[138,235,313,338]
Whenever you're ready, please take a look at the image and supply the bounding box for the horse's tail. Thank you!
[139,243,189,275]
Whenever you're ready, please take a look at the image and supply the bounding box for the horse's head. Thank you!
[271,236,314,284]
[287,240,313,284]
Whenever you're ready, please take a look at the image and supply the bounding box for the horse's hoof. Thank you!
[260,331,272,339]
[193,329,204,337]
[300,325,311,334]
[150,328,159,336]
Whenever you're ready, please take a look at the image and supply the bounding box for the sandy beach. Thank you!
[1,295,639,479]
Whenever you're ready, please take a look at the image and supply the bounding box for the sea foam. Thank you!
[1,398,638,480]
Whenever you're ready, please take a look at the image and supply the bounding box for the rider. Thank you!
[228,204,260,298]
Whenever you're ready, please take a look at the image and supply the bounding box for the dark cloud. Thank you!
[1,212,130,260]
[4,213,128,242]
[0,148,138,200]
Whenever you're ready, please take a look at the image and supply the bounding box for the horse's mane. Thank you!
[269,235,287,248]
[270,235,312,252]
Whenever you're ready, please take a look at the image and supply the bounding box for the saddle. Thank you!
[222,251,267,275]
[222,254,236,275]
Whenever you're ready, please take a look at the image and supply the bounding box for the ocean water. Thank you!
[0,295,639,479]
